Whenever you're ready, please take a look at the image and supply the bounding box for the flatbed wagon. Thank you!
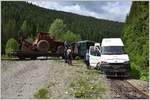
[10,50,78,60]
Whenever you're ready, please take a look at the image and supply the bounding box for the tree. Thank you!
[20,20,28,33]
[5,38,19,54]
[3,19,16,38]
[48,19,66,39]
[19,20,33,36]
[122,1,149,80]
[62,30,81,42]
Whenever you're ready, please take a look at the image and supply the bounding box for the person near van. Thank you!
[95,46,101,56]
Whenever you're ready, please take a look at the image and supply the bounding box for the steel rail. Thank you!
[124,80,149,98]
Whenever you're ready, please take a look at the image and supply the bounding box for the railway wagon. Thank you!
[10,32,65,59]
[76,40,95,58]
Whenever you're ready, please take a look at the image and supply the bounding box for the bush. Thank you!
[130,63,149,81]
[34,88,49,99]
[130,63,141,79]
[5,38,19,54]
[139,69,149,81]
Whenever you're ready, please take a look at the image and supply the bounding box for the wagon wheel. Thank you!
[37,40,49,52]
[31,57,37,60]
[21,45,31,52]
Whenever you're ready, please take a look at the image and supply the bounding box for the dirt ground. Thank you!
[1,58,148,99]
[1,58,111,99]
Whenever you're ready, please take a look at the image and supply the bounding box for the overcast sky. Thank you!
[28,1,132,22]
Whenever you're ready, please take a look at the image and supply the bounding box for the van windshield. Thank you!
[101,46,125,55]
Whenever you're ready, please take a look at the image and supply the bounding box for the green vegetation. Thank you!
[5,38,19,55]
[75,56,81,60]
[1,54,12,60]
[76,59,84,64]
[34,88,50,99]
[69,70,106,99]
[122,1,149,81]
[49,19,81,42]
[48,19,66,39]
[1,1,123,54]
[62,30,81,42]
[26,35,34,43]
[19,20,33,35]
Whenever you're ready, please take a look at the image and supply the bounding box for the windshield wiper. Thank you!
[103,52,113,55]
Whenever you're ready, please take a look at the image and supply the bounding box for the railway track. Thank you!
[110,79,149,99]
[125,80,149,98]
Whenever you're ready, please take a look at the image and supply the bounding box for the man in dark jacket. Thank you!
[64,41,69,63]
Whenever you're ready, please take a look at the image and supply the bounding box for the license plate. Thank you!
[113,65,121,69]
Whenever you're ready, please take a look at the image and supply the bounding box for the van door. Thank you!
[89,46,101,68]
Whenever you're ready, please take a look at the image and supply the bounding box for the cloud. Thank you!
[28,1,132,22]
[100,1,131,21]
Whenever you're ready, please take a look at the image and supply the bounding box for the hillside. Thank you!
[1,1,123,54]
[122,1,149,80]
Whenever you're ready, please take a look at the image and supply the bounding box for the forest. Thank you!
[122,1,149,80]
[1,1,123,54]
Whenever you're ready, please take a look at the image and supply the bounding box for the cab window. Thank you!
[90,47,101,56]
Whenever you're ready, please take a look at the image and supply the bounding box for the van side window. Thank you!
[90,47,101,56]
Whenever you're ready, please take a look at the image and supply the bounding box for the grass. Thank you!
[76,59,84,64]
[69,69,106,99]
[75,56,81,60]
[1,54,12,60]
[34,87,50,99]
[70,77,105,98]
[34,81,57,99]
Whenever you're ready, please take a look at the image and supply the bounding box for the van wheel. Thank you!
[86,61,89,66]
[87,65,91,69]
[96,63,101,70]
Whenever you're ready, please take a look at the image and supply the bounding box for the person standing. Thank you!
[64,41,68,63]
[66,47,72,65]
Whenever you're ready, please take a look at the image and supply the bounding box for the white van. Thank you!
[97,38,130,77]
